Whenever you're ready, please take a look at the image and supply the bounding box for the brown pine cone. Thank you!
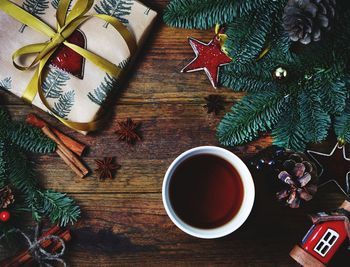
[276,152,318,208]
[0,186,15,208]
[283,0,336,44]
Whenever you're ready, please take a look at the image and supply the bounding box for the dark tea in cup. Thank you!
[162,146,255,239]
[169,154,244,229]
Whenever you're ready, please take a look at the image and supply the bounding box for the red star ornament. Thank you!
[181,36,232,88]
[307,143,350,196]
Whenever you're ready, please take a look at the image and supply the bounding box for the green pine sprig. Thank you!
[0,140,6,188]
[223,2,283,64]
[217,91,288,146]
[42,68,70,99]
[0,107,80,235]
[7,123,56,153]
[52,90,75,119]
[6,147,38,194]
[29,190,81,226]
[334,100,350,144]
[88,74,117,106]
[163,0,272,29]
[272,102,306,151]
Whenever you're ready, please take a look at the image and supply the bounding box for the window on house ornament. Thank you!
[313,229,339,257]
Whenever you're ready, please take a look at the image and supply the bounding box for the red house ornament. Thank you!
[290,200,350,266]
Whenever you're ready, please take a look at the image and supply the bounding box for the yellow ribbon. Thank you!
[215,24,229,55]
[215,23,270,61]
[0,0,137,131]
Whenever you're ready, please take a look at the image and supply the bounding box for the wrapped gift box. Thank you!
[0,0,157,132]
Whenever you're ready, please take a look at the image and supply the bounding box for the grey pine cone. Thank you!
[283,0,336,44]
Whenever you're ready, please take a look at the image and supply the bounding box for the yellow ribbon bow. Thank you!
[0,0,137,131]
[215,23,269,61]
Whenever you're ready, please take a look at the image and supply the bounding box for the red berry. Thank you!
[0,211,10,222]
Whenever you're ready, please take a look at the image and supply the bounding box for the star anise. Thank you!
[204,95,225,115]
[115,118,141,144]
[95,157,121,180]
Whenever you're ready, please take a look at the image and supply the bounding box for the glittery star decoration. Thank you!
[181,36,232,88]
[307,143,350,196]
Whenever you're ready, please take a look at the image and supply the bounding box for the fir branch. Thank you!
[221,63,279,92]
[29,190,81,226]
[163,0,273,29]
[0,77,12,91]
[42,68,70,99]
[7,123,56,154]
[265,29,296,63]
[51,0,59,9]
[6,148,38,194]
[164,0,240,29]
[20,0,49,32]
[0,108,10,130]
[0,140,6,187]
[22,0,49,16]
[87,59,128,106]
[320,77,348,114]
[224,2,282,64]
[94,0,133,26]
[52,90,75,119]
[88,74,117,106]
[334,101,350,143]
[0,106,80,234]
[118,58,130,69]
[272,101,307,151]
[51,0,72,10]
[238,0,284,16]
[298,90,331,143]
[217,91,287,146]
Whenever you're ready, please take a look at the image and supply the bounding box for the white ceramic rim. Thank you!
[162,146,255,239]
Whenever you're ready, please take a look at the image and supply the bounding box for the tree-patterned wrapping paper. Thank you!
[0,0,157,132]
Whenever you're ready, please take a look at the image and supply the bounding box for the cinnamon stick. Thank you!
[26,114,86,156]
[54,130,86,156]
[50,230,72,251]
[56,149,85,178]
[2,229,71,267]
[42,126,89,178]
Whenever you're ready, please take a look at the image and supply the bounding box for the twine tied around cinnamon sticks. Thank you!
[0,224,68,267]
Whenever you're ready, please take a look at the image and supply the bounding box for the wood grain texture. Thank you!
[0,0,348,266]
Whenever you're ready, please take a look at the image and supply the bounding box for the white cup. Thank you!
[162,146,255,239]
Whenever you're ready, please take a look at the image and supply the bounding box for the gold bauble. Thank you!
[273,67,287,80]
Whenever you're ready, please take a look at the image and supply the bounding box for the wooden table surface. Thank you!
[0,1,349,266]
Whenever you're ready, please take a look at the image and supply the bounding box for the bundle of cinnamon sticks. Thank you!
[26,114,89,178]
[0,226,71,267]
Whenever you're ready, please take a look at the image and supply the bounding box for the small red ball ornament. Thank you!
[0,210,10,222]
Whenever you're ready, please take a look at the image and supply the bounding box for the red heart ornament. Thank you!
[50,30,86,79]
